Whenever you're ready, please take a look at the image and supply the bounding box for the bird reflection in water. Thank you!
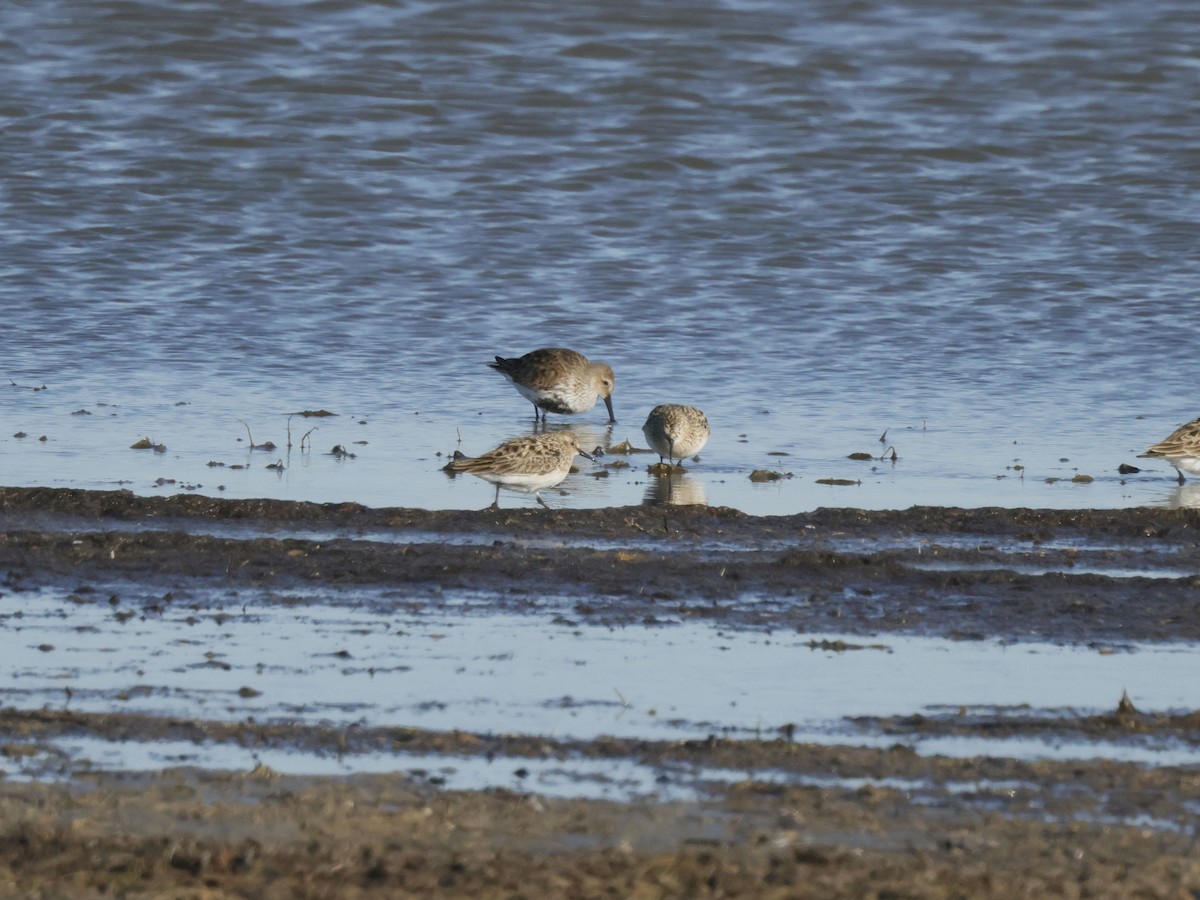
[643,472,707,507]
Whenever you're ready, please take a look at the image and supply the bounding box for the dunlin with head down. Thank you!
[489,348,616,424]
[642,404,710,467]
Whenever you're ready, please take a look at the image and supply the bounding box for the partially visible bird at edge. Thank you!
[1139,416,1200,484]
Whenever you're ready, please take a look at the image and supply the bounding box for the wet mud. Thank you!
[2,486,1199,643]
[0,486,1198,896]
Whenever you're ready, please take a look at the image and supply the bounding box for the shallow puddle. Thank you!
[3,587,1197,762]
[906,559,1196,580]
[0,737,695,802]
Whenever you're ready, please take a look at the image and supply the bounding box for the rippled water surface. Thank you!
[3,0,1199,512]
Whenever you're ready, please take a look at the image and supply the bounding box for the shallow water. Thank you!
[5,586,1197,757]
[7,732,1197,809]
[3,0,1200,514]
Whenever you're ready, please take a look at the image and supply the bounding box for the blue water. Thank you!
[2,0,1198,512]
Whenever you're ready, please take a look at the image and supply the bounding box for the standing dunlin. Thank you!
[445,431,595,509]
[1139,416,1200,484]
[488,348,616,424]
[642,404,710,467]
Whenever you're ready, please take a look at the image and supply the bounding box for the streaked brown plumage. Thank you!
[446,431,595,509]
[1139,416,1200,484]
[489,348,616,424]
[642,404,710,467]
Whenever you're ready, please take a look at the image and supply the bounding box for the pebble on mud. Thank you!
[750,469,792,482]
[649,462,687,476]
[607,440,648,455]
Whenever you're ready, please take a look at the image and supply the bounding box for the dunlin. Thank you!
[446,431,595,509]
[642,404,710,467]
[489,348,616,424]
[1139,416,1200,484]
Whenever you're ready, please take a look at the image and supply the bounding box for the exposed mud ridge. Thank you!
[4,484,1200,541]
[2,487,1199,642]
[854,700,1200,746]
[3,705,1198,785]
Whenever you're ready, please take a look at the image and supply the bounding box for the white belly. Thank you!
[515,382,594,415]
[475,469,567,493]
[1171,457,1200,476]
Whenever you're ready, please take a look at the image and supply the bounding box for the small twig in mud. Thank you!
[879,429,888,443]
[301,428,317,451]
[614,689,629,708]
[266,459,285,471]
[239,420,277,451]
[880,445,899,462]
[286,415,293,450]
[607,440,654,455]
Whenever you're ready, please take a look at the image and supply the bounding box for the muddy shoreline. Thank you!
[1,486,1198,896]
[2,486,1199,643]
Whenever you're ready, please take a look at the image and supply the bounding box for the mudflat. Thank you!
[0,486,1197,898]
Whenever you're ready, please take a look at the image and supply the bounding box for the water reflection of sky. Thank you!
[4,588,1197,752]
[0,379,1183,515]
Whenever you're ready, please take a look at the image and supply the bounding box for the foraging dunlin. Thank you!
[446,431,595,509]
[1139,417,1200,484]
[642,404,710,467]
[488,348,616,424]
